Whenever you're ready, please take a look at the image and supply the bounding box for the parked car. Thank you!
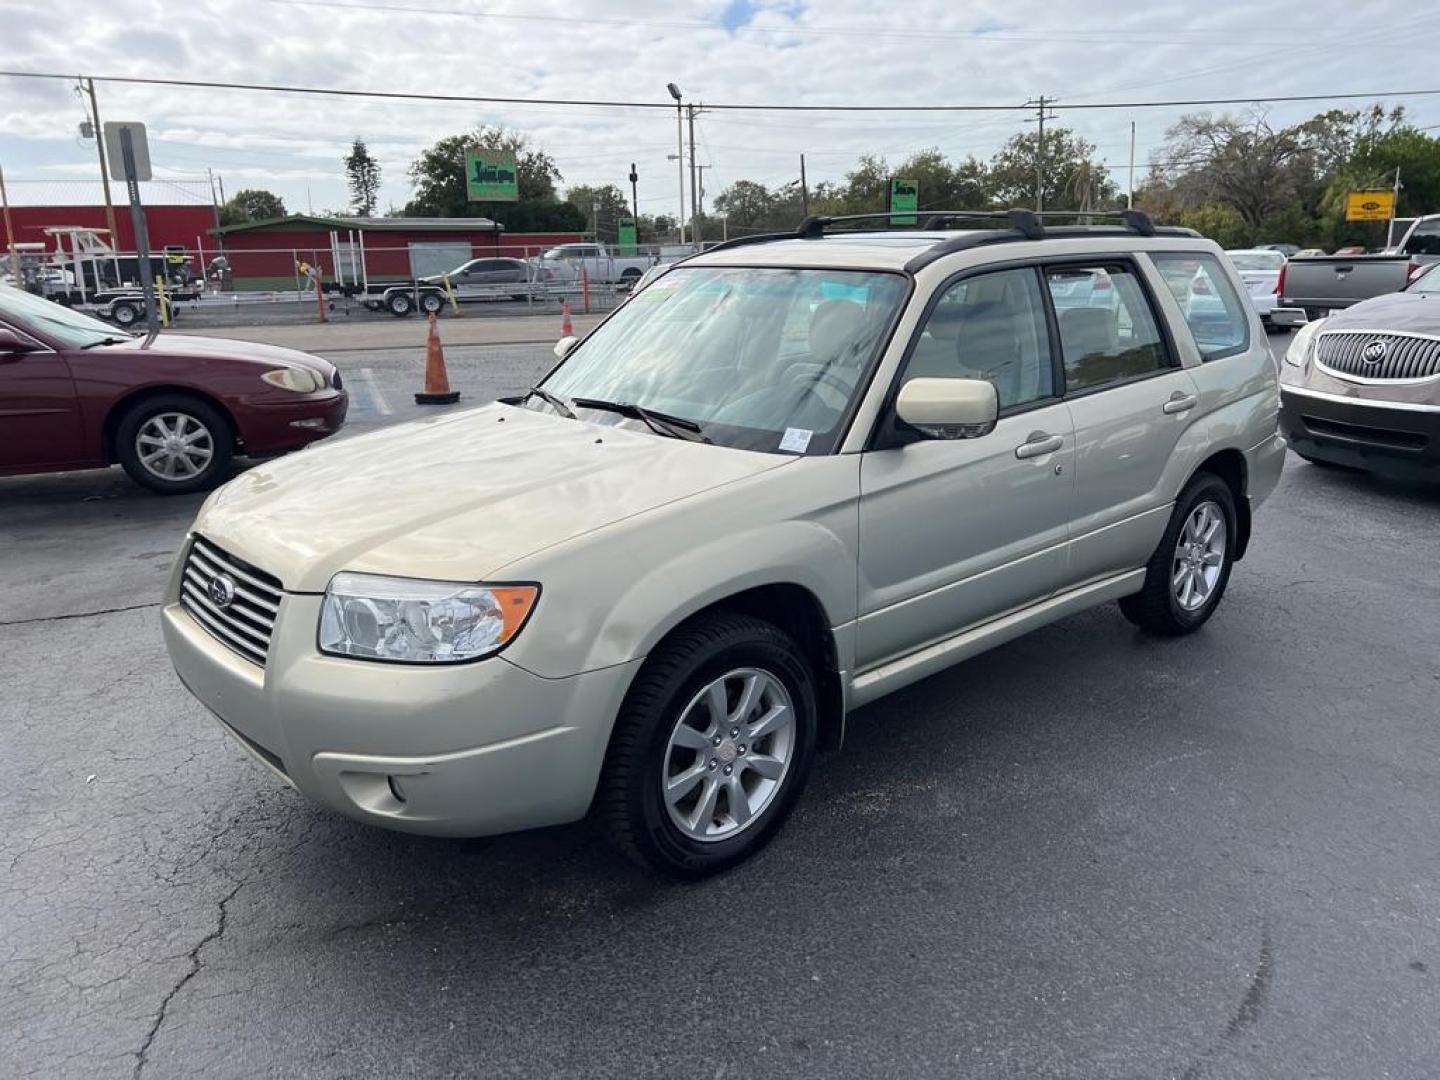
[1333,245,1368,256]
[1260,242,1300,258]
[418,256,551,301]
[0,285,346,493]
[536,242,658,288]
[1279,262,1440,478]
[1274,214,1440,325]
[1225,248,1287,326]
[163,212,1283,877]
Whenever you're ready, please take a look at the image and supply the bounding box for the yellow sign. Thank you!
[1346,190,1395,221]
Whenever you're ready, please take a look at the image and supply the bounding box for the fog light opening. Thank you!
[289,417,327,430]
[387,775,408,804]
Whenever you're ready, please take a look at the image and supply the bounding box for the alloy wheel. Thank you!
[1172,499,1227,612]
[661,667,796,842]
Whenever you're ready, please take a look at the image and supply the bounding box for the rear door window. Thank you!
[1045,263,1170,392]
[1403,219,1440,256]
[1151,253,1249,361]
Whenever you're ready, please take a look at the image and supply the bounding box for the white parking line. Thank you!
[355,367,394,415]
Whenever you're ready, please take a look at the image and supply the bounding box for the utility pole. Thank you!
[84,79,119,245]
[1128,120,1136,210]
[1025,95,1057,212]
[667,83,685,245]
[800,153,809,216]
[687,103,699,244]
[0,162,17,280]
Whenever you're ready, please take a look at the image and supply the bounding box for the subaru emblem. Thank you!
[208,573,237,609]
[1361,339,1388,364]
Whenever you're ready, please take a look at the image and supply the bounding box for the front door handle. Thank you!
[1014,432,1064,459]
[1162,392,1198,415]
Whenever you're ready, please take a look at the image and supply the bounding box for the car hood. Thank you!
[1323,291,1440,333]
[112,333,334,375]
[194,403,791,592]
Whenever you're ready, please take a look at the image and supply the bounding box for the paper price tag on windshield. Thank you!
[779,428,812,454]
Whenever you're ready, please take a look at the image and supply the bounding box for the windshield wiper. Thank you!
[571,398,709,443]
[79,336,133,348]
[523,385,578,419]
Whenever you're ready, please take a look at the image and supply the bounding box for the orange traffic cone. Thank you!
[560,299,573,338]
[415,313,460,405]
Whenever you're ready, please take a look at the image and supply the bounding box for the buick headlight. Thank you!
[1284,318,1325,368]
[319,573,539,663]
[262,367,327,393]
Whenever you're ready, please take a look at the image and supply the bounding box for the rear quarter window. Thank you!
[1152,253,1250,361]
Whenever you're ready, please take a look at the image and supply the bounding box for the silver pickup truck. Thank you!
[1273,214,1440,326]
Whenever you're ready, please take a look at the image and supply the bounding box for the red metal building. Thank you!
[0,204,218,254]
[214,215,583,289]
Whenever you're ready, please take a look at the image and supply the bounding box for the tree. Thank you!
[404,126,578,231]
[218,188,286,226]
[1153,110,1308,229]
[989,127,1118,210]
[565,184,631,242]
[343,138,382,217]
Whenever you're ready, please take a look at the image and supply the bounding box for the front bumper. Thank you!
[239,389,349,456]
[1279,385,1440,480]
[162,586,642,837]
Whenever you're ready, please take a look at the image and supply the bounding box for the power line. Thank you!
[3,69,1440,114]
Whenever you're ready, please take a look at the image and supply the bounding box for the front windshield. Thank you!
[1406,263,1440,294]
[1228,252,1284,272]
[539,266,908,455]
[0,285,132,348]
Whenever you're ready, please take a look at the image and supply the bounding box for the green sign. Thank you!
[889,177,918,226]
[617,218,638,256]
[465,149,519,202]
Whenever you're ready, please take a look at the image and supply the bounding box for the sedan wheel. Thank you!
[116,395,234,494]
[662,667,796,842]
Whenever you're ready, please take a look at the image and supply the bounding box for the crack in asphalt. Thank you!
[0,602,161,628]
[131,881,244,1080]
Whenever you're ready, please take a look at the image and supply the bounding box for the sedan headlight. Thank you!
[319,573,539,663]
[262,367,327,393]
[1284,318,1326,368]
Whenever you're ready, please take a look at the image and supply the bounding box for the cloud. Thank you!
[0,0,1431,214]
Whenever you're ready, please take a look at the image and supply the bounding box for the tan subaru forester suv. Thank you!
[163,210,1284,877]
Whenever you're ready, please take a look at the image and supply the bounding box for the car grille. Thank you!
[1317,331,1440,381]
[179,536,283,665]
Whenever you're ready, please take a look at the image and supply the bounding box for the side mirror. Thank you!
[553,335,579,360]
[894,377,998,439]
[0,328,37,357]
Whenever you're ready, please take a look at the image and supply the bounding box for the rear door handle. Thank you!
[1014,433,1064,459]
[1163,392,1198,415]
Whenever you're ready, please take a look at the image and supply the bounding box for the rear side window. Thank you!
[1403,219,1440,256]
[1045,264,1169,393]
[1151,253,1249,361]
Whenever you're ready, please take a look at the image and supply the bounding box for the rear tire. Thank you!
[419,290,445,315]
[387,292,414,317]
[599,613,818,878]
[1119,472,1237,636]
[111,301,140,327]
[115,394,234,494]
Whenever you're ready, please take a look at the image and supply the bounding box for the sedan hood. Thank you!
[115,333,334,376]
[1324,291,1440,333]
[195,403,790,592]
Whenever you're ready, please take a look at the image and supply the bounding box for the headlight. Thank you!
[262,367,327,393]
[319,573,538,663]
[1284,318,1325,368]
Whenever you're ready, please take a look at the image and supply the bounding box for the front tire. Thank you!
[419,290,445,315]
[599,613,818,878]
[111,301,140,327]
[1119,472,1237,636]
[387,292,414,317]
[115,394,234,494]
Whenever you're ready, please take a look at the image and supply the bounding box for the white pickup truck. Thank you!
[536,243,660,288]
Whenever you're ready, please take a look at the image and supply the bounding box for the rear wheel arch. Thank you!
[102,386,240,464]
[1191,448,1250,560]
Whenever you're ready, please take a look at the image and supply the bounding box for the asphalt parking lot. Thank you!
[3,333,1438,1079]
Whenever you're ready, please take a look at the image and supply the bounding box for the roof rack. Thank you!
[689,206,1197,268]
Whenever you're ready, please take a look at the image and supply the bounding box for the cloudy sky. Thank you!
[1,0,1434,218]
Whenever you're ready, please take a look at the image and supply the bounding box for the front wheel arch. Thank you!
[101,385,240,464]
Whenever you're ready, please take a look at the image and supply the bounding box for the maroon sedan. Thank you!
[0,286,347,493]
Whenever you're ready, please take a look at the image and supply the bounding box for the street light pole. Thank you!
[687,103,699,243]
[667,83,686,245]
